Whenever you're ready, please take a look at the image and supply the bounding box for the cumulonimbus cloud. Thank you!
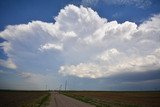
[0,5,160,78]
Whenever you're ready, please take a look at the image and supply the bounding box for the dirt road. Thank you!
[47,92,95,107]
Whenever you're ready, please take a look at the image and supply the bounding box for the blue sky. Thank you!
[1,0,160,31]
[0,0,160,90]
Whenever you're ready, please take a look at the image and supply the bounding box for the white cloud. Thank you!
[54,4,106,38]
[59,49,160,78]
[39,43,63,51]
[0,5,160,79]
[0,41,12,53]
[59,63,104,78]
[108,53,160,74]
[97,48,120,61]
[18,72,33,79]
[0,58,17,69]
[154,48,160,58]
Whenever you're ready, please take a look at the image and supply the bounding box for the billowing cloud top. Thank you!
[0,5,160,78]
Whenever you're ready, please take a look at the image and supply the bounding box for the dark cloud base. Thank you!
[67,69,160,91]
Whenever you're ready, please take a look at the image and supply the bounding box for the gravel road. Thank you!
[47,92,95,107]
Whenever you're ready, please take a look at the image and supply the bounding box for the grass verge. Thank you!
[21,92,51,107]
[61,91,140,107]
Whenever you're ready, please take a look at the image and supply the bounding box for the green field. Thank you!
[62,91,160,107]
[0,90,51,107]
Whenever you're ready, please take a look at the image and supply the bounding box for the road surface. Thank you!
[47,92,95,107]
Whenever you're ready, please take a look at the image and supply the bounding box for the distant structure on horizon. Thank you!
[65,80,67,91]
[45,84,47,90]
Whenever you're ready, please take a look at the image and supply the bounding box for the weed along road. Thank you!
[47,92,95,107]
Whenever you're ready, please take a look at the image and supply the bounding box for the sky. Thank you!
[0,0,160,91]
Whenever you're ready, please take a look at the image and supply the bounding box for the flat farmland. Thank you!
[62,91,160,107]
[0,90,50,107]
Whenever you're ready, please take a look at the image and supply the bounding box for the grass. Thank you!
[61,91,160,107]
[22,92,51,107]
[0,90,51,107]
[37,92,51,107]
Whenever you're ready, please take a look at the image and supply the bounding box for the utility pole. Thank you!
[65,80,67,91]
[59,84,62,92]
[46,84,47,91]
